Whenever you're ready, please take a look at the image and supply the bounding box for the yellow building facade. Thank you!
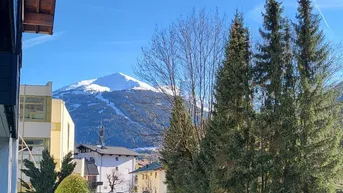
[51,99,75,169]
[132,162,168,193]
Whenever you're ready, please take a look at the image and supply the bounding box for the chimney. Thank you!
[99,124,105,148]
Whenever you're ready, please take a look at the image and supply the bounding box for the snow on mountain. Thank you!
[157,85,180,96]
[55,72,158,95]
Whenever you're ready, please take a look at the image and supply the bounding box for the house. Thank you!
[73,158,99,190]
[75,144,140,193]
[17,83,75,191]
[131,162,168,193]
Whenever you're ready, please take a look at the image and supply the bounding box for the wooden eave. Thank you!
[22,0,56,35]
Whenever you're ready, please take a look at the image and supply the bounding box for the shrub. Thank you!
[55,174,89,193]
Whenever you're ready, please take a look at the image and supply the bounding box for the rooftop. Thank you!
[77,144,140,157]
[130,161,163,174]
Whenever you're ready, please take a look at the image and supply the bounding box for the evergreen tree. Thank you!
[279,19,301,193]
[195,11,254,193]
[160,96,197,193]
[254,0,287,191]
[54,152,77,191]
[294,0,343,192]
[20,149,57,193]
[20,149,76,193]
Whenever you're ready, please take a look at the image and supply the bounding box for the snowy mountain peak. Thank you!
[55,72,158,95]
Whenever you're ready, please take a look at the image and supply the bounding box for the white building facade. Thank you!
[18,82,53,190]
[75,144,139,193]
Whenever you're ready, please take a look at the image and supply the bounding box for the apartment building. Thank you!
[18,83,75,191]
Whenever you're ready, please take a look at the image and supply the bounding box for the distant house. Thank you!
[131,162,167,193]
[73,158,99,190]
[75,144,139,193]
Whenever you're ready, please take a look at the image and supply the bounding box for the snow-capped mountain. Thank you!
[55,72,159,95]
[54,72,172,148]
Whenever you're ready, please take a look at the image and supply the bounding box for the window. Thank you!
[115,157,119,161]
[18,138,50,161]
[19,96,52,122]
[116,167,118,171]
[155,172,157,178]
[142,174,144,180]
[150,172,152,176]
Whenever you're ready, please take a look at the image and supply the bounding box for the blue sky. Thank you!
[21,0,343,90]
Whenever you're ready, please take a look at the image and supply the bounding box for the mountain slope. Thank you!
[54,73,171,148]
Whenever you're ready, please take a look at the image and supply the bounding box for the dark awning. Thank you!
[85,161,99,176]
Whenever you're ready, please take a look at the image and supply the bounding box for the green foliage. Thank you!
[20,149,76,193]
[55,174,89,193]
[158,1,343,193]
[254,0,295,192]
[20,149,57,193]
[294,0,343,192]
[54,152,77,190]
[160,96,198,193]
[195,11,254,193]
[191,0,343,193]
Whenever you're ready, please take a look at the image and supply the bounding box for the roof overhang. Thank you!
[22,0,56,35]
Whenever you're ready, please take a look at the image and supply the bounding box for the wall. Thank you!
[158,170,167,193]
[51,99,75,169]
[73,158,85,177]
[18,122,51,138]
[0,105,10,137]
[76,151,135,193]
[0,137,18,193]
[137,170,167,193]
[19,82,52,96]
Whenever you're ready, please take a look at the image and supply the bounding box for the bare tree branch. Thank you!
[134,8,228,144]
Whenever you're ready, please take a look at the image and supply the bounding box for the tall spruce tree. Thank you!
[160,96,197,193]
[278,19,301,193]
[294,0,343,192]
[254,0,287,191]
[195,11,254,193]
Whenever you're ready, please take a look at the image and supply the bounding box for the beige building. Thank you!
[51,99,75,169]
[131,162,167,193]
[18,83,75,191]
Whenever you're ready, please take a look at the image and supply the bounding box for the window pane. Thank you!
[25,104,44,112]
[25,97,45,103]
[20,104,23,119]
[31,113,45,120]
[26,140,44,145]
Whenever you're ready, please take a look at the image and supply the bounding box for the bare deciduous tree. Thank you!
[135,8,228,142]
[107,170,124,193]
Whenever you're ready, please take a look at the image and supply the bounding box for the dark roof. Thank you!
[130,162,163,174]
[77,144,140,157]
[84,161,99,176]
